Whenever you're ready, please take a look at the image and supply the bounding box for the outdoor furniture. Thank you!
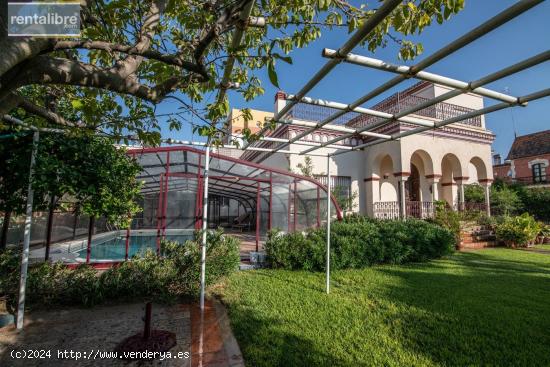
[231,213,252,232]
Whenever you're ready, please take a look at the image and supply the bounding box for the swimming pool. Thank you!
[74,233,193,261]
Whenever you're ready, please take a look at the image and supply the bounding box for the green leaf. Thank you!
[267,61,280,89]
[71,100,83,109]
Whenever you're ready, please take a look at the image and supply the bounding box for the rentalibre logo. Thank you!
[8,0,81,37]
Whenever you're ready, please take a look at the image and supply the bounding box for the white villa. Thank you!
[224,81,495,219]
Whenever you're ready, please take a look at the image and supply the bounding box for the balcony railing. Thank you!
[512,176,548,186]
[406,201,435,219]
[373,201,400,219]
[286,102,360,125]
[284,93,483,130]
[347,94,482,129]
[374,201,488,219]
[373,201,435,219]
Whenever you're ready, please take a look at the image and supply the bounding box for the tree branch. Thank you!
[3,56,190,103]
[0,92,81,127]
[51,40,208,80]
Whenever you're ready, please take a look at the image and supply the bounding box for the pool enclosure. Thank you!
[129,145,343,255]
[20,145,341,264]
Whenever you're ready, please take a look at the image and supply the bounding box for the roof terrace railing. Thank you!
[346,93,483,129]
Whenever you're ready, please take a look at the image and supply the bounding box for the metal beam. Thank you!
[254,0,542,160]
[322,49,520,104]
[333,88,550,155]
[243,0,403,151]
[17,131,39,329]
[302,50,550,155]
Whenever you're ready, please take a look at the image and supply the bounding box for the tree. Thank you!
[32,134,143,226]
[296,156,315,178]
[0,132,142,252]
[491,185,522,216]
[0,0,464,145]
[517,188,550,222]
[0,133,38,249]
[332,185,358,215]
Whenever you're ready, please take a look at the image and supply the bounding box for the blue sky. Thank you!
[164,0,549,157]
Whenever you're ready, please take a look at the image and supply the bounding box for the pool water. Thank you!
[75,235,193,261]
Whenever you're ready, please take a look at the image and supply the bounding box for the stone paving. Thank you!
[0,303,191,366]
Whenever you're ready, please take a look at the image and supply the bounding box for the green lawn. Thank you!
[534,244,550,250]
[216,249,550,366]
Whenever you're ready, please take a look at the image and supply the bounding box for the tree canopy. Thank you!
[0,0,464,145]
[0,132,142,249]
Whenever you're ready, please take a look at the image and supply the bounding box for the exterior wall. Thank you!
[493,154,550,184]
[239,85,495,217]
[511,154,550,180]
[493,163,512,181]
[225,108,273,144]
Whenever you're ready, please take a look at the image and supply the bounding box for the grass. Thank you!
[216,249,550,366]
[533,243,550,250]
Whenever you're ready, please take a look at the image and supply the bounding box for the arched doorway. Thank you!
[441,153,462,208]
[406,163,421,201]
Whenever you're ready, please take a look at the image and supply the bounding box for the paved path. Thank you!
[0,303,191,366]
[188,300,244,367]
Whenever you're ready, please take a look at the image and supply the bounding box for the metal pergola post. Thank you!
[268,172,273,230]
[162,151,170,238]
[256,181,260,252]
[326,155,331,294]
[156,173,164,254]
[125,223,130,261]
[199,144,210,310]
[16,130,39,330]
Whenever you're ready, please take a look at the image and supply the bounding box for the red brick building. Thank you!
[493,129,550,186]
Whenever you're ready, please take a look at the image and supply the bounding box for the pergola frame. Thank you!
[6,0,549,327]
[226,0,549,297]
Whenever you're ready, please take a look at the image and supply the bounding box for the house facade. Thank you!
[492,130,550,187]
[224,81,496,219]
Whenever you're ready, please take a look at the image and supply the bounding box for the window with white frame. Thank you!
[532,163,546,183]
[314,175,352,201]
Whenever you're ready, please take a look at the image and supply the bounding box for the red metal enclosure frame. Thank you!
[116,145,345,264]
[127,145,342,220]
[128,144,344,220]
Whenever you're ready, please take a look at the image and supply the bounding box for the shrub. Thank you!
[264,230,325,271]
[265,217,455,271]
[430,201,461,242]
[495,213,542,248]
[517,188,550,222]
[464,184,485,203]
[0,229,239,312]
[491,185,523,216]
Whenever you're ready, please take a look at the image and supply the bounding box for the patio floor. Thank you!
[0,301,243,367]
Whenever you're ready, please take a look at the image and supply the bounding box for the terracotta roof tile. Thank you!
[507,129,550,160]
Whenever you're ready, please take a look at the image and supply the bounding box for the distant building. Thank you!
[217,108,274,158]
[493,130,550,187]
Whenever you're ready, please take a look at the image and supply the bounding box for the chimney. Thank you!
[492,153,502,165]
[274,90,286,116]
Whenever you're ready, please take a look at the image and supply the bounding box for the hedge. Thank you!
[0,229,239,314]
[265,216,455,271]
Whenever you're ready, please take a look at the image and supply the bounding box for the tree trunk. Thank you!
[72,206,79,240]
[1,210,11,250]
[44,196,55,261]
[86,216,95,264]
